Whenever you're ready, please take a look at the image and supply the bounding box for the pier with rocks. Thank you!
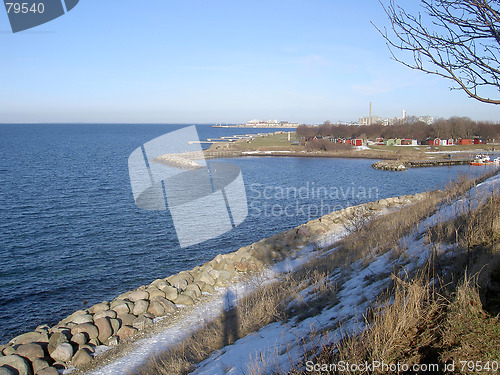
[372,157,474,171]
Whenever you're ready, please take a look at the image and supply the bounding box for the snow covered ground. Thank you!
[82,173,498,375]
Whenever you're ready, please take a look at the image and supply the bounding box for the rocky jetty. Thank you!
[0,193,430,375]
[153,151,205,170]
[372,157,474,171]
[372,160,408,171]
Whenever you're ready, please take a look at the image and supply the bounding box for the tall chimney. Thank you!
[369,102,372,125]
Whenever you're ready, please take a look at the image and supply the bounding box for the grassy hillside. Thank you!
[129,170,499,375]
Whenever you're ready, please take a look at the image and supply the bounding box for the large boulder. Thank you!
[88,302,109,314]
[50,343,73,362]
[71,348,93,367]
[48,332,69,355]
[70,332,88,346]
[36,367,59,375]
[146,287,165,300]
[62,310,87,323]
[151,279,169,290]
[211,259,226,271]
[111,303,131,315]
[71,323,99,340]
[168,272,192,290]
[377,198,389,207]
[182,289,198,300]
[14,343,45,362]
[128,290,149,302]
[0,355,33,375]
[0,367,14,375]
[116,326,137,340]
[174,294,194,305]
[184,284,201,298]
[94,317,113,343]
[152,296,177,313]
[170,278,188,292]
[32,358,49,374]
[1,347,15,356]
[108,318,121,335]
[194,271,215,286]
[70,314,94,325]
[161,285,178,301]
[93,309,117,320]
[147,301,165,317]
[8,332,41,346]
[200,283,215,294]
[132,299,149,316]
[110,299,133,311]
[117,314,136,327]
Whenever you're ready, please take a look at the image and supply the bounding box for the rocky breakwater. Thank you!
[372,160,408,171]
[373,157,475,171]
[153,151,205,170]
[0,192,430,375]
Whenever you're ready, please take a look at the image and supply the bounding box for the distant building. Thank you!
[359,116,382,126]
[417,116,434,125]
[401,139,418,146]
[358,111,434,126]
[422,138,441,146]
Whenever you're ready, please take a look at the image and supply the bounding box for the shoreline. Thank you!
[0,192,431,375]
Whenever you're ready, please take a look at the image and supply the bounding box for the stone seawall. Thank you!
[0,192,430,375]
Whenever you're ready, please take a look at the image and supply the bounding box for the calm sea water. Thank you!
[0,124,492,343]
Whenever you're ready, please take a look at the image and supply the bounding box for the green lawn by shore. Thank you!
[207,132,497,162]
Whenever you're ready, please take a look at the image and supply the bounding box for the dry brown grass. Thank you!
[289,183,500,375]
[440,275,500,368]
[299,272,500,375]
[306,272,447,374]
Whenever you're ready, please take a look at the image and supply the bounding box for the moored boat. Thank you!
[470,154,492,166]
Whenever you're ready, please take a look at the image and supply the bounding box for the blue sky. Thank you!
[1,1,498,124]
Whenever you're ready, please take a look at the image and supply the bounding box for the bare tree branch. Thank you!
[374,0,500,104]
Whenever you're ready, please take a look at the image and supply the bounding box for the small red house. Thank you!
[473,139,487,144]
[457,139,473,145]
[353,139,363,146]
[426,138,441,146]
